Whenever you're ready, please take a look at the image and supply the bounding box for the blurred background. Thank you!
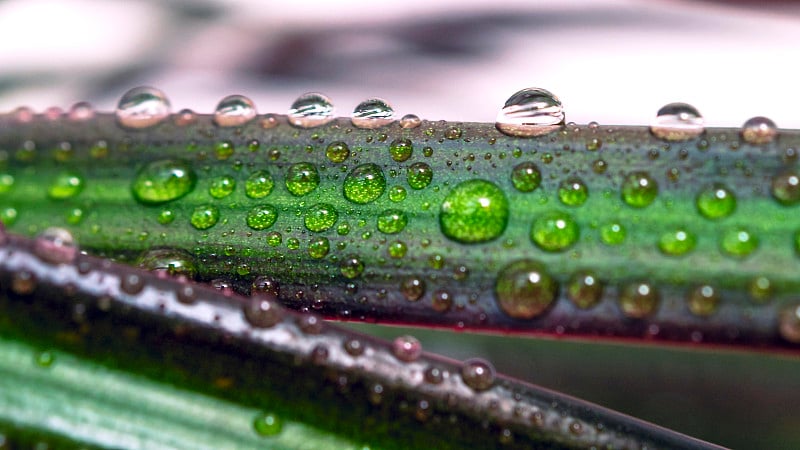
[2,0,800,448]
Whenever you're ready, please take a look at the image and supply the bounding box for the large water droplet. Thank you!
[116,86,171,129]
[696,183,736,219]
[34,227,77,264]
[190,205,219,230]
[392,335,422,362]
[247,204,278,230]
[510,162,541,192]
[439,180,508,244]
[343,163,386,203]
[288,92,335,128]
[351,98,394,129]
[461,358,495,391]
[213,95,257,127]
[741,116,778,145]
[377,209,407,234]
[389,138,413,162]
[340,255,364,279]
[621,172,658,208]
[304,203,338,232]
[285,162,320,196]
[132,160,197,204]
[494,260,557,319]
[308,237,330,259]
[530,211,579,252]
[245,170,274,199]
[407,162,433,190]
[325,142,350,163]
[650,103,704,141]
[495,88,565,137]
[209,175,236,199]
[244,294,284,328]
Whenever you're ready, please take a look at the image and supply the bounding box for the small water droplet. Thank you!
[530,211,579,252]
[687,285,719,317]
[343,163,386,204]
[245,170,274,199]
[285,162,320,196]
[558,178,588,206]
[567,271,603,309]
[34,227,77,264]
[748,276,773,303]
[325,142,350,163]
[431,289,453,312]
[247,204,278,230]
[305,203,338,232]
[696,184,736,219]
[407,162,433,190]
[779,304,800,344]
[621,172,658,208]
[132,160,197,204]
[340,255,364,279]
[214,95,257,127]
[351,98,394,129]
[511,162,541,192]
[440,180,509,244]
[400,276,425,301]
[174,108,197,126]
[658,228,697,256]
[253,412,283,436]
[720,228,758,258]
[389,138,413,162]
[771,172,800,205]
[137,248,197,278]
[495,88,565,137]
[461,358,495,391]
[12,270,36,295]
[388,185,407,202]
[650,103,704,141]
[48,171,84,200]
[600,222,625,245]
[400,114,421,129]
[377,209,407,234]
[308,237,330,259]
[287,92,335,128]
[741,116,778,145]
[619,282,659,318]
[68,102,94,121]
[392,335,422,362]
[209,175,236,199]
[120,273,145,295]
[244,294,283,328]
[344,338,365,356]
[116,86,171,129]
[495,260,557,319]
[190,205,220,230]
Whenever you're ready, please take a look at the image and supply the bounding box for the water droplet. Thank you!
[558,178,588,206]
[120,273,145,295]
[741,116,778,145]
[720,228,758,257]
[325,142,350,163]
[658,228,697,256]
[132,160,197,205]
[444,127,462,140]
[530,211,579,252]
[286,237,300,250]
[687,285,719,317]
[440,180,509,244]
[116,86,171,129]
[340,255,364,279]
[407,162,433,190]
[389,138,413,162]
[650,103,704,141]
[567,271,603,309]
[285,162,320,196]
[392,335,422,362]
[401,276,425,301]
[696,184,736,219]
[461,358,495,391]
[778,304,800,343]
[48,171,84,200]
[245,170,274,199]
[308,237,330,259]
[343,163,386,204]
[619,282,659,318]
[431,289,453,312]
[1,207,18,226]
[621,172,658,208]
[585,138,602,151]
[247,204,278,230]
[137,248,197,278]
[495,88,565,137]
[174,108,197,126]
[288,92,335,128]
[34,227,77,264]
[296,314,324,334]
[351,98,394,129]
[400,114,421,129]
[190,205,220,230]
[244,294,283,328]
[388,185,407,202]
[748,276,773,302]
[344,338,365,356]
[377,209,407,234]
[36,350,55,368]
[599,222,626,245]
[0,173,14,194]
[387,240,407,258]
[305,203,338,232]
[771,172,800,205]
[12,270,36,295]
[214,95,257,127]
[68,102,94,121]
[209,175,236,199]
[267,231,282,247]
[253,412,283,436]
[495,260,557,319]
[510,162,541,192]
[424,366,444,384]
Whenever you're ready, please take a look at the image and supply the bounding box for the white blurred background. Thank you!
[1,0,800,127]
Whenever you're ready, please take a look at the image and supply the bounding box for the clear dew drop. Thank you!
[351,98,395,129]
[494,260,558,319]
[439,179,509,244]
[68,102,94,121]
[131,160,197,205]
[530,210,579,252]
[392,335,422,362]
[495,87,565,137]
[288,92,335,128]
[343,163,386,204]
[567,271,603,309]
[619,282,659,319]
[696,183,736,219]
[688,285,719,317]
[246,204,278,230]
[213,94,257,127]
[399,114,422,129]
[253,412,283,436]
[116,86,171,129]
[400,276,426,301]
[650,102,705,141]
[461,358,495,391]
[340,255,364,279]
[137,248,197,279]
[244,294,284,328]
[34,227,77,264]
[190,205,220,230]
[771,172,800,205]
[621,172,658,208]
[741,116,778,145]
